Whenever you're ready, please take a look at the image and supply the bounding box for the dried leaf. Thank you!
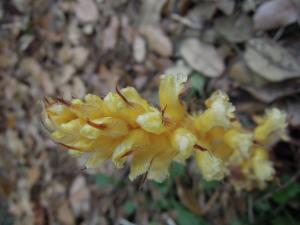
[245,80,300,103]
[254,0,299,30]
[244,38,300,82]
[69,176,90,216]
[133,35,146,63]
[180,38,224,77]
[140,0,167,25]
[102,16,120,52]
[215,0,235,15]
[75,0,99,23]
[215,15,253,43]
[141,25,173,57]
[284,98,300,126]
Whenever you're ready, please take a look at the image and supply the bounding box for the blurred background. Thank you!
[1,0,300,224]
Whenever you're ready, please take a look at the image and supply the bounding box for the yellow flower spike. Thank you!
[136,108,165,134]
[80,117,128,139]
[159,74,188,123]
[195,90,235,134]
[112,129,149,168]
[171,128,197,163]
[42,74,287,187]
[251,148,275,185]
[254,108,287,145]
[224,129,253,158]
[196,151,226,181]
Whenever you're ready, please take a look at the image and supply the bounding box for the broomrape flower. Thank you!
[227,109,287,190]
[42,74,287,188]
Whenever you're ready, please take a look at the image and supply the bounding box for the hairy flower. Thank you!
[42,74,287,189]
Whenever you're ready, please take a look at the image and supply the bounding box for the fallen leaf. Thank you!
[283,98,300,126]
[140,0,167,25]
[71,47,89,68]
[57,201,75,225]
[165,60,192,77]
[244,38,300,82]
[254,0,299,30]
[75,0,99,23]
[245,80,300,103]
[72,77,86,99]
[180,38,224,77]
[69,176,90,217]
[102,16,120,52]
[141,25,173,57]
[133,35,146,63]
[215,0,235,15]
[228,60,266,86]
[215,15,253,43]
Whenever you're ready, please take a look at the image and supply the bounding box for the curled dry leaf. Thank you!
[244,38,300,82]
[180,38,224,77]
[75,0,99,23]
[141,25,173,57]
[254,0,299,30]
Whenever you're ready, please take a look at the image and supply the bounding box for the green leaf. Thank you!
[123,200,135,215]
[201,180,219,191]
[170,162,185,179]
[255,200,271,211]
[173,201,208,225]
[190,72,205,96]
[94,173,116,187]
[273,183,300,205]
[271,212,300,225]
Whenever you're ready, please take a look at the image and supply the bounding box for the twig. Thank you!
[170,13,202,30]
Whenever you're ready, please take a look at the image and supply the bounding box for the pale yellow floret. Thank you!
[195,91,235,134]
[254,108,287,144]
[252,148,275,183]
[196,151,226,181]
[171,128,196,163]
[224,129,253,158]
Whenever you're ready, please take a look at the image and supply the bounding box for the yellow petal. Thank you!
[112,129,149,168]
[159,74,188,122]
[85,138,121,168]
[80,117,128,139]
[136,109,165,134]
